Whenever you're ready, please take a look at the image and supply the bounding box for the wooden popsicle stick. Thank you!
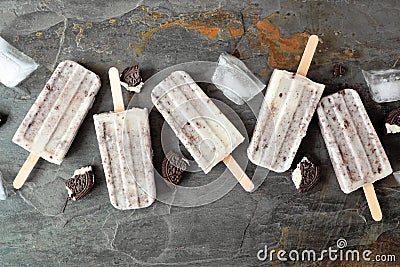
[223,155,254,192]
[296,35,319,76]
[363,183,382,221]
[13,152,40,189]
[109,67,125,112]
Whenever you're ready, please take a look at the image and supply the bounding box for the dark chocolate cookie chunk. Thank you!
[385,107,400,134]
[162,151,189,185]
[291,156,320,193]
[62,166,94,212]
[333,65,346,77]
[121,64,142,86]
[0,113,6,127]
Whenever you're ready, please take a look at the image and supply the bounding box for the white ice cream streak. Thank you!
[113,115,134,208]
[121,111,153,208]
[257,72,303,167]
[317,90,392,192]
[326,94,372,190]
[120,116,138,208]
[247,35,323,172]
[97,117,125,208]
[152,71,255,191]
[95,67,155,210]
[32,68,87,154]
[164,75,228,148]
[108,67,134,208]
[153,72,240,173]
[12,61,101,189]
[317,89,392,221]
[95,112,140,209]
[134,111,154,205]
[247,70,324,172]
[14,62,100,163]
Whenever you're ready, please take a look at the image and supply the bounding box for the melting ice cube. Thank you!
[0,36,39,88]
[212,52,265,105]
[362,69,400,103]
[394,171,400,185]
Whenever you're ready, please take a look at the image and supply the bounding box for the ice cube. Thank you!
[0,36,39,88]
[0,171,6,200]
[212,52,265,105]
[362,69,400,103]
[394,171,400,184]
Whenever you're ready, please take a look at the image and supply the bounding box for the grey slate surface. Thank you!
[0,0,400,266]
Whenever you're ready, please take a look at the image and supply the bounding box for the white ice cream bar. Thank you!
[94,108,156,210]
[317,89,393,193]
[247,69,325,172]
[151,70,245,174]
[12,60,101,164]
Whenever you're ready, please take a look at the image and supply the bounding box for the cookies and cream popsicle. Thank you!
[151,70,254,192]
[94,67,155,210]
[247,69,324,172]
[12,60,101,189]
[247,35,324,172]
[317,89,392,221]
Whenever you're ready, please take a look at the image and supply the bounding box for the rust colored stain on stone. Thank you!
[161,20,221,39]
[259,68,272,79]
[253,14,310,69]
[134,9,244,53]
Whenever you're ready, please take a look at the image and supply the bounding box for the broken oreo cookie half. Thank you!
[120,64,144,93]
[385,107,400,134]
[62,166,94,212]
[162,151,189,185]
[291,156,320,193]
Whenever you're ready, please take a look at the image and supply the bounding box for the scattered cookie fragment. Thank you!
[333,65,346,77]
[120,64,144,92]
[291,156,320,193]
[385,107,400,134]
[0,113,6,127]
[62,166,94,212]
[162,151,189,185]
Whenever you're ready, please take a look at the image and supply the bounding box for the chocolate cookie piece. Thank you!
[162,151,189,185]
[385,107,400,134]
[291,156,320,193]
[333,65,346,77]
[120,64,144,92]
[62,166,94,212]
[0,113,6,127]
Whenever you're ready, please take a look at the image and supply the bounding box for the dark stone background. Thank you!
[0,0,399,266]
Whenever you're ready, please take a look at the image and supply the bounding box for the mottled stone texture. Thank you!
[0,0,399,266]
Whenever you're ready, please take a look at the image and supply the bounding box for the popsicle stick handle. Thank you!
[363,183,382,221]
[223,155,254,192]
[13,153,40,189]
[296,35,319,76]
[109,67,125,112]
